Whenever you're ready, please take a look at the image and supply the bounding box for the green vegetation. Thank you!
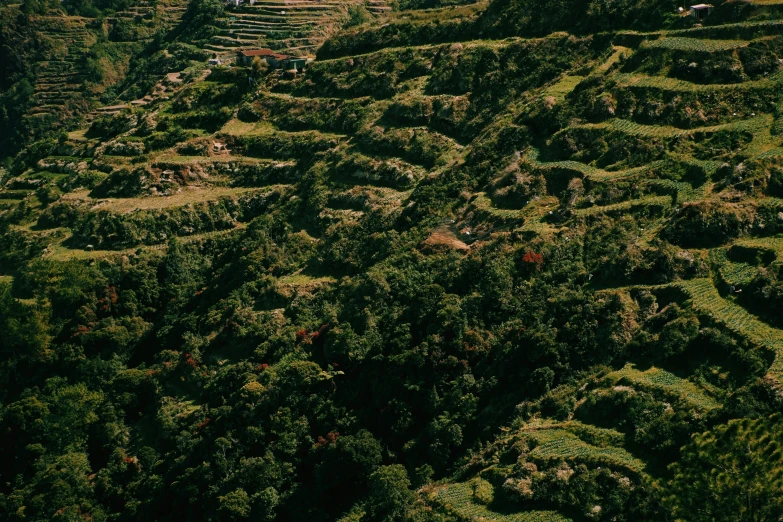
[4,0,783,520]
[668,414,783,521]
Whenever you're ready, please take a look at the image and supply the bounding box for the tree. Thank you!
[219,489,252,520]
[0,282,51,361]
[83,57,105,84]
[2,452,104,522]
[21,0,49,15]
[367,465,414,521]
[344,5,371,28]
[316,429,383,488]
[251,57,269,79]
[159,238,200,303]
[667,414,783,521]
[176,0,225,43]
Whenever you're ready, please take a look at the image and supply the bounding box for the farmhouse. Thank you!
[237,49,307,71]
[689,3,713,19]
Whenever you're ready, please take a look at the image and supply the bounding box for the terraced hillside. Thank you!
[206,0,392,56]
[26,17,92,122]
[4,0,783,520]
[1,0,189,150]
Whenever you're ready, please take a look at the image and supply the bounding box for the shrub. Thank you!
[472,478,495,505]
[664,202,751,247]
[344,5,371,28]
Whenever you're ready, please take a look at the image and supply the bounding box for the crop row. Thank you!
[608,364,721,410]
[641,37,749,52]
[677,278,783,376]
[572,195,671,217]
[735,236,783,260]
[646,179,706,203]
[594,114,771,140]
[520,419,626,448]
[754,147,783,160]
[470,193,528,220]
[709,247,758,287]
[435,483,572,522]
[526,429,646,473]
[613,72,778,92]
[526,148,663,182]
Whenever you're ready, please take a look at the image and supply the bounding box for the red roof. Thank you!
[239,49,291,60]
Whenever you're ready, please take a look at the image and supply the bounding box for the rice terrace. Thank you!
[2,0,783,520]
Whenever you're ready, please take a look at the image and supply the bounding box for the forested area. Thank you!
[3,0,783,520]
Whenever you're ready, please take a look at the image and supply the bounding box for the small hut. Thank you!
[689,3,713,19]
[281,57,307,71]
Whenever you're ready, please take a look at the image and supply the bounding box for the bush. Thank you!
[472,478,495,505]
[344,5,371,28]
[664,202,751,247]
[91,168,146,198]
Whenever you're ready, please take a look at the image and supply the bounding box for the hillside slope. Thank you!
[0,0,192,153]
[3,0,783,520]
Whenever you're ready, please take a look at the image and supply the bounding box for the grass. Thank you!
[591,46,631,76]
[326,184,410,217]
[277,272,336,297]
[67,129,89,141]
[527,147,599,176]
[523,428,646,473]
[646,179,710,203]
[738,114,778,157]
[753,147,783,160]
[541,75,584,101]
[735,236,783,260]
[423,229,470,252]
[470,192,528,220]
[641,37,749,52]
[709,247,758,287]
[318,207,365,224]
[277,273,334,286]
[469,191,566,236]
[516,220,565,237]
[666,154,724,177]
[382,1,487,24]
[572,195,671,217]
[573,114,779,157]
[594,114,772,139]
[152,154,281,165]
[220,118,276,136]
[608,364,721,410]
[64,186,279,214]
[718,261,758,286]
[526,147,659,181]
[44,242,164,262]
[613,72,780,92]
[42,226,246,262]
[667,19,783,37]
[433,482,572,522]
[520,418,626,447]
[677,278,783,378]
